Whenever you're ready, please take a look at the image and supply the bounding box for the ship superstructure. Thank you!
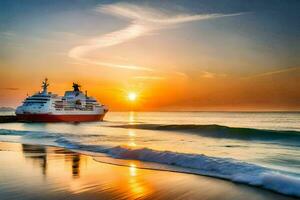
[16,79,108,122]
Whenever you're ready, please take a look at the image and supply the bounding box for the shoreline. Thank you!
[0,141,297,200]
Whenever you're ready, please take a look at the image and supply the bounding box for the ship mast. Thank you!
[41,78,49,95]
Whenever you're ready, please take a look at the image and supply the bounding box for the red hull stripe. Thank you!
[16,114,105,122]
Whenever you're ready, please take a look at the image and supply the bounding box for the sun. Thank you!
[128,92,137,101]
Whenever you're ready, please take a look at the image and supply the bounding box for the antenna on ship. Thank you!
[85,90,88,97]
[41,78,49,95]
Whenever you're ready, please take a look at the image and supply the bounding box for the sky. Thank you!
[0,0,299,111]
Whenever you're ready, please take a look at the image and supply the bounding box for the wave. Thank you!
[0,128,104,138]
[1,128,300,197]
[112,124,300,143]
[106,146,300,197]
[53,138,300,197]
[41,134,300,197]
[52,137,300,197]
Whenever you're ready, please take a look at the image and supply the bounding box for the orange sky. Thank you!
[0,1,299,111]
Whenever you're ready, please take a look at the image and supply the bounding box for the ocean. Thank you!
[0,111,299,197]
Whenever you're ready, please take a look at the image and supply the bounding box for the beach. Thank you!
[0,141,298,200]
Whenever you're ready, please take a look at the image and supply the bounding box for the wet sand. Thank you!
[0,142,297,200]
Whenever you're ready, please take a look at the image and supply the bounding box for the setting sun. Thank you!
[128,92,137,102]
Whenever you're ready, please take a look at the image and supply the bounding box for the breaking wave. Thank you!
[42,134,300,197]
[0,128,300,197]
[112,124,300,144]
[106,146,300,197]
[54,138,300,197]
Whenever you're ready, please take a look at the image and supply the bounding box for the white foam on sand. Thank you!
[107,146,300,197]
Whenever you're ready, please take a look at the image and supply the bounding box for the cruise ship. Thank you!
[16,79,108,122]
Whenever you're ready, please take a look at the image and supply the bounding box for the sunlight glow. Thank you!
[129,163,137,177]
[128,141,137,147]
[128,92,137,101]
[128,111,136,123]
[128,130,136,137]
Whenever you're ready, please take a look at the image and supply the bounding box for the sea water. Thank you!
[0,111,299,197]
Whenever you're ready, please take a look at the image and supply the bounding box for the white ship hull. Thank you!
[15,79,108,122]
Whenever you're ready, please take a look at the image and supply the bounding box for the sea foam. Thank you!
[107,146,300,197]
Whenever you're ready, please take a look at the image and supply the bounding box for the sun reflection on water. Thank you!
[128,141,137,147]
[128,130,136,137]
[128,111,136,124]
[129,163,137,177]
[128,129,137,147]
[128,162,148,198]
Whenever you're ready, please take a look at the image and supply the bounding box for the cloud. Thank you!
[245,66,300,79]
[1,87,19,91]
[200,71,227,78]
[69,24,147,59]
[0,31,16,38]
[68,2,243,72]
[97,3,242,25]
[132,76,166,80]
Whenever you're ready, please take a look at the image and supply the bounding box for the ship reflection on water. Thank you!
[71,154,81,178]
[22,144,47,175]
[17,143,153,198]
[21,144,82,178]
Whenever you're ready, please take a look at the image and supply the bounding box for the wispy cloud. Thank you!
[245,66,300,79]
[132,76,166,80]
[98,3,242,25]
[200,71,227,78]
[68,2,243,72]
[0,31,16,38]
[1,87,19,91]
